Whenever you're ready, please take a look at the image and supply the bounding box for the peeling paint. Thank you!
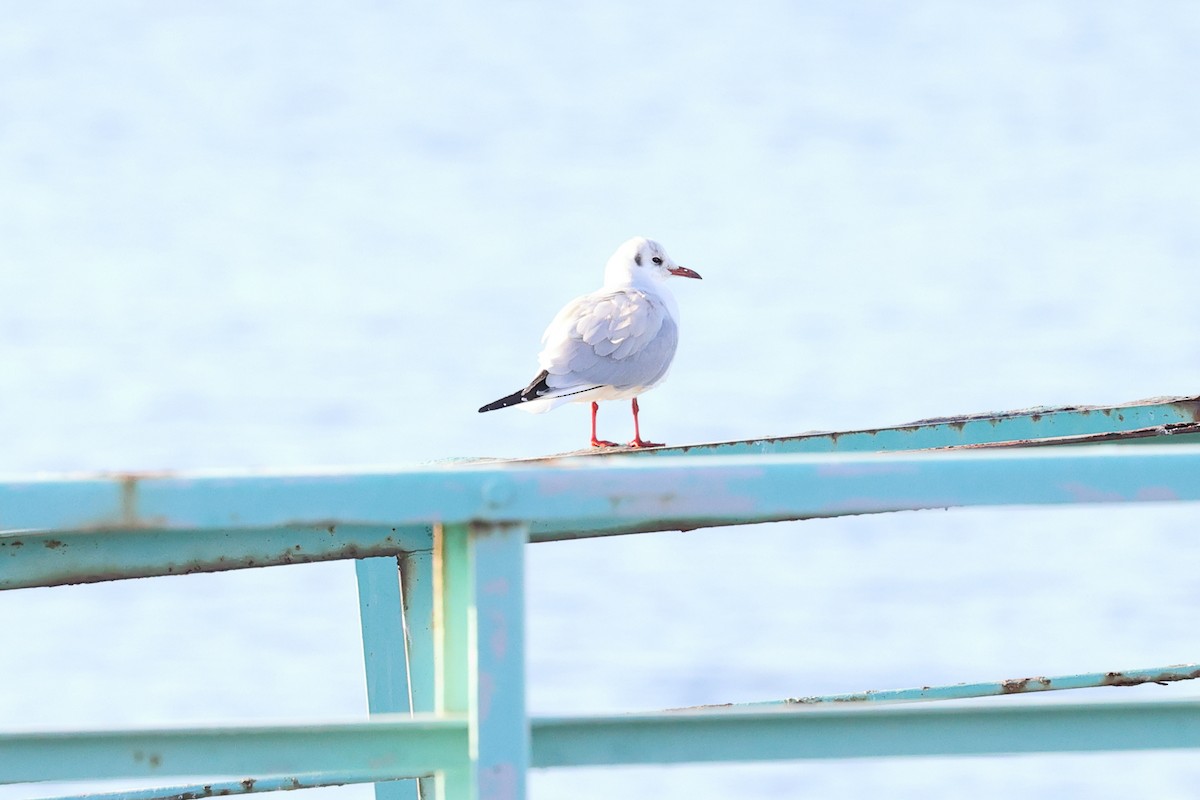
[1001,677,1052,694]
[1103,668,1200,687]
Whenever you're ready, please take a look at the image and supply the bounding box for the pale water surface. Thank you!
[3,3,1200,798]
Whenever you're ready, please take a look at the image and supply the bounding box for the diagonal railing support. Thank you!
[356,555,420,800]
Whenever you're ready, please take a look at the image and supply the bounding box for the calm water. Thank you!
[3,3,1200,797]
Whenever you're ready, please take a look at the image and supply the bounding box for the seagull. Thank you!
[479,236,702,448]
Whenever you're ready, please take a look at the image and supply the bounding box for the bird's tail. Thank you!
[478,370,551,413]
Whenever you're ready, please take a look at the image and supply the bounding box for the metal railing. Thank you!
[3,395,1200,799]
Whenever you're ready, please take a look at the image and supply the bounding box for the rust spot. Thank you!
[241,778,256,791]
[44,539,65,549]
[165,788,218,800]
[149,753,162,768]
[947,421,966,432]
[327,525,336,535]
[5,540,22,548]
[1001,676,1051,694]
[931,422,1200,451]
[1104,668,1200,687]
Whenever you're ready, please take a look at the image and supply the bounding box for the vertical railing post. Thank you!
[433,522,529,800]
[400,533,438,799]
[471,521,529,800]
[355,555,419,800]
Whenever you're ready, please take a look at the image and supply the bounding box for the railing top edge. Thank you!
[4,699,1198,741]
[483,393,1200,463]
[4,440,1200,488]
[534,696,1200,725]
[0,712,464,740]
[0,393,1196,487]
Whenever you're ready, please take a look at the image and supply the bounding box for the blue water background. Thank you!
[3,3,1200,797]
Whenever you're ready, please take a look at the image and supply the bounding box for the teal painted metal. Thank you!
[471,523,530,800]
[676,664,1200,709]
[11,699,1200,784]
[596,394,1200,457]
[355,557,419,800]
[39,772,395,799]
[356,558,413,717]
[3,394,1197,589]
[400,548,437,711]
[0,446,1194,536]
[5,446,1200,567]
[0,715,466,783]
[399,546,438,800]
[10,397,1200,799]
[429,522,530,800]
[531,700,1200,766]
[435,524,473,800]
[0,523,430,590]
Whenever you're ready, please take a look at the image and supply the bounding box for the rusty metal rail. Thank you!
[3,395,1200,800]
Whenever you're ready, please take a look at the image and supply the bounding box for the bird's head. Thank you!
[604,237,702,287]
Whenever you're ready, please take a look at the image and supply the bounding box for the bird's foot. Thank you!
[590,437,620,448]
[626,437,664,448]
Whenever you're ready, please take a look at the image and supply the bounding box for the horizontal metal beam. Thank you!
[4,446,1200,534]
[672,664,1200,709]
[519,395,1200,460]
[10,700,1200,786]
[6,446,1200,588]
[35,772,389,800]
[0,524,431,590]
[0,716,466,784]
[532,700,1200,766]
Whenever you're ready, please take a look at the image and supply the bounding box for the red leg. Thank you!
[590,401,618,448]
[627,397,664,448]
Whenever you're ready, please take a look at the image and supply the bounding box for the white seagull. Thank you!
[479,236,702,448]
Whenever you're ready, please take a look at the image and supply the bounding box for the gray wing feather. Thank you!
[538,289,678,391]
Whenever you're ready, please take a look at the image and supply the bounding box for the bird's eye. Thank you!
[652,256,663,265]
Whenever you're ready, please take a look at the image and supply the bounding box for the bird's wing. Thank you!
[537,289,678,391]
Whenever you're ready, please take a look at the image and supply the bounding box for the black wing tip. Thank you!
[479,371,551,413]
[478,393,519,413]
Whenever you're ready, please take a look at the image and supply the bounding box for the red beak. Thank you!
[668,266,703,279]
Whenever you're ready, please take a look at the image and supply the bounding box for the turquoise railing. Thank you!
[3,395,1200,799]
